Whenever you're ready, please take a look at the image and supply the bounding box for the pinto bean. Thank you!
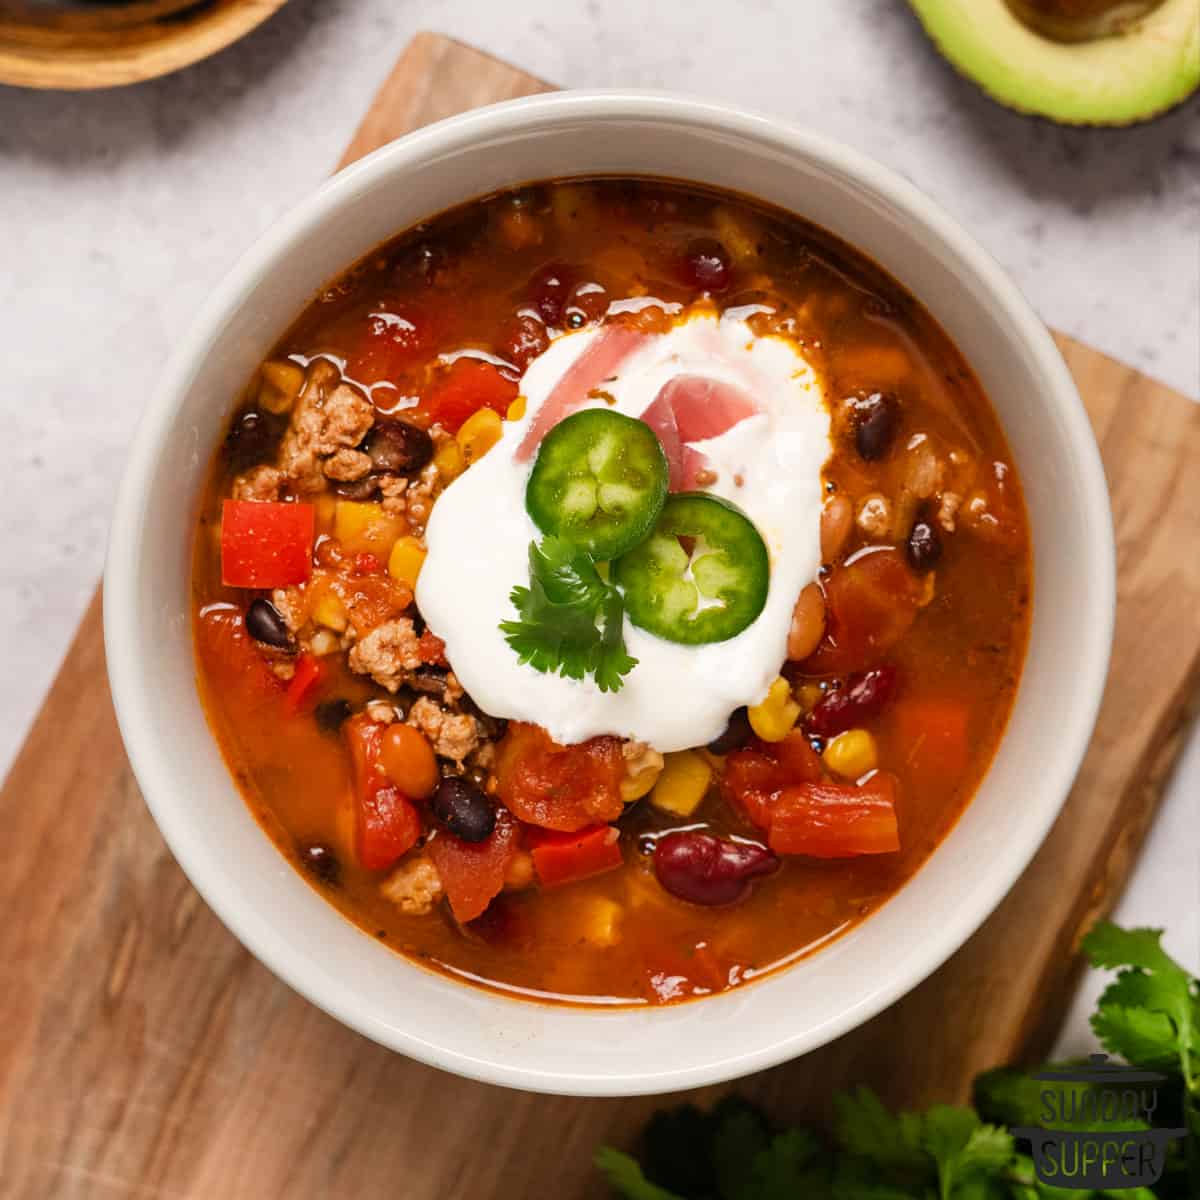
[821,493,853,562]
[787,583,826,662]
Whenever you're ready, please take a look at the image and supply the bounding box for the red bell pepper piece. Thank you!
[527,824,623,889]
[427,812,519,923]
[420,358,518,433]
[344,714,421,871]
[284,652,324,714]
[221,500,314,589]
[767,772,901,859]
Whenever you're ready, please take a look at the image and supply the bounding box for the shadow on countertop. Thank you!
[885,4,1200,216]
[0,0,346,163]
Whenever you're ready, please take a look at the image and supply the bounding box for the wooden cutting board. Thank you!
[2,33,1198,1200]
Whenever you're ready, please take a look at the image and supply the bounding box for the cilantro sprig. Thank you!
[596,921,1199,1200]
[500,536,637,693]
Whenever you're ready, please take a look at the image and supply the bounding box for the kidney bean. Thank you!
[679,238,732,293]
[501,313,550,370]
[653,831,778,906]
[907,518,942,572]
[853,392,898,461]
[707,707,752,755]
[806,666,899,737]
[245,598,292,649]
[527,262,574,327]
[565,281,609,329]
[364,418,433,475]
[432,777,496,843]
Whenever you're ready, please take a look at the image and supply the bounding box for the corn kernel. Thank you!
[388,536,427,589]
[578,897,622,947]
[650,750,712,818]
[310,629,340,657]
[258,359,305,414]
[506,395,527,422]
[433,439,464,482]
[748,677,801,742]
[456,407,503,464]
[504,850,535,891]
[312,592,348,633]
[796,682,824,712]
[823,729,878,780]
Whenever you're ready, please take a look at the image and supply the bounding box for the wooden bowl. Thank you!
[0,0,290,90]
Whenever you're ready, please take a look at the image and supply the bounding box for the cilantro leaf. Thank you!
[834,1087,928,1174]
[1082,923,1198,1091]
[919,1106,1012,1199]
[500,538,637,692]
[594,1148,686,1200]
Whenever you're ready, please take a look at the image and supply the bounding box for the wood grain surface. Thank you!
[2,32,1198,1200]
[0,0,289,90]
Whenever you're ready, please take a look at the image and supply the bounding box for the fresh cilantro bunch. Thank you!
[500,536,637,693]
[596,922,1199,1200]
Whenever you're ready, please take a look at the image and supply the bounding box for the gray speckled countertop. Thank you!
[1,0,1196,1050]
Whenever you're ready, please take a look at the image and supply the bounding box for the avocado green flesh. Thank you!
[909,0,1200,124]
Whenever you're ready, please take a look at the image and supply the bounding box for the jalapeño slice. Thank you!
[613,493,769,645]
[526,408,669,560]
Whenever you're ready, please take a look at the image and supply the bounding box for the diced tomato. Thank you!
[344,714,422,871]
[194,605,281,699]
[527,824,623,888]
[494,722,625,832]
[341,573,413,636]
[417,629,448,666]
[284,652,324,714]
[721,730,823,830]
[419,358,518,433]
[220,500,314,589]
[640,374,759,491]
[802,549,923,674]
[346,302,436,386]
[767,773,901,858]
[427,811,519,923]
[516,324,646,460]
[891,699,970,785]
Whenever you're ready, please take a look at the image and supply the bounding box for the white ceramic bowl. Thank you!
[105,92,1115,1096]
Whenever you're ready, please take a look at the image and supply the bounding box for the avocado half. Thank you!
[908,0,1200,125]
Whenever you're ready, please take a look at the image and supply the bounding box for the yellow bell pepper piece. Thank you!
[388,536,427,589]
[333,500,405,559]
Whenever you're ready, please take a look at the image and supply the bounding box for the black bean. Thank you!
[363,419,434,475]
[431,777,496,843]
[853,392,898,461]
[907,518,942,572]
[224,409,285,471]
[409,666,450,697]
[336,476,381,501]
[299,842,340,885]
[707,707,752,755]
[245,598,292,649]
[314,698,352,733]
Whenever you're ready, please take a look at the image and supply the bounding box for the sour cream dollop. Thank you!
[416,311,831,752]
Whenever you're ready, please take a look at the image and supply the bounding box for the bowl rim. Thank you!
[104,89,1116,1095]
